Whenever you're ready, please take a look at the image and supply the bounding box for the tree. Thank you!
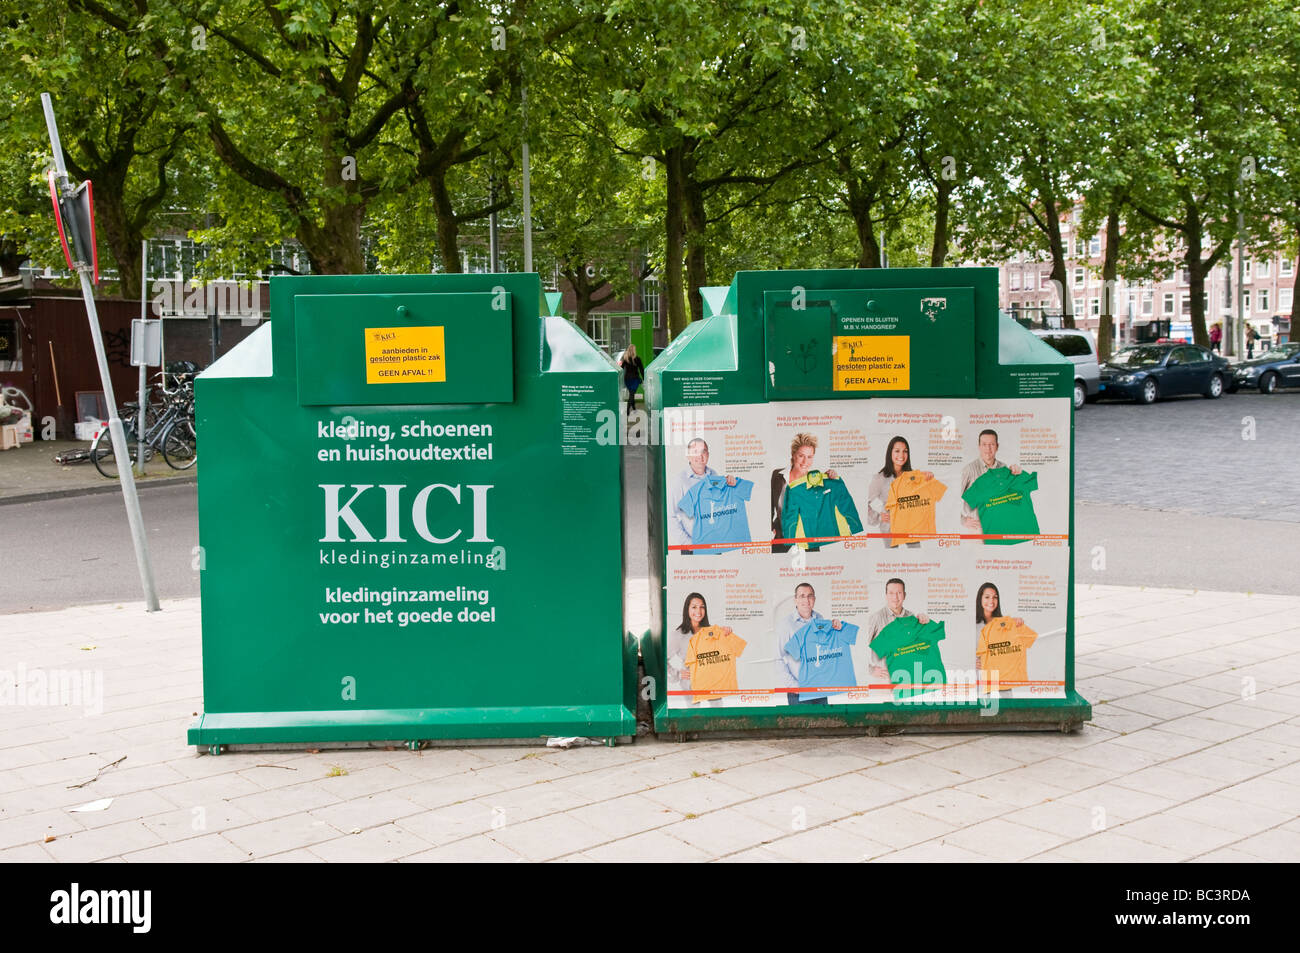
[1124,0,1278,348]
[568,1,829,336]
[2,1,193,297]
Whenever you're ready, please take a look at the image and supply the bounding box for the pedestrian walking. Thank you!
[1209,322,1222,352]
[1246,324,1259,358]
[619,344,644,419]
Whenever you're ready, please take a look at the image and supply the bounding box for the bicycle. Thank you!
[91,377,196,477]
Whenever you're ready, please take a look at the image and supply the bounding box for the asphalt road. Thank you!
[2,391,1297,612]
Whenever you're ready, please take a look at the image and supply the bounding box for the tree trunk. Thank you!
[1185,224,1210,348]
[684,177,708,323]
[1042,193,1072,329]
[429,165,463,273]
[930,179,952,267]
[1098,202,1121,360]
[0,238,26,276]
[664,144,688,339]
[93,186,144,300]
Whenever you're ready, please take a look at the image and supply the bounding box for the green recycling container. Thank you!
[645,268,1091,737]
[187,273,637,750]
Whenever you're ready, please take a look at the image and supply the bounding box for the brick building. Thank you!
[992,211,1295,351]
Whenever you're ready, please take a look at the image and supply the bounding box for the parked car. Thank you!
[1231,342,1300,393]
[1031,329,1100,410]
[1098,343,1230,404]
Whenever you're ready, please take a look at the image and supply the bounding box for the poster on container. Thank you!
[663,398,1070,709]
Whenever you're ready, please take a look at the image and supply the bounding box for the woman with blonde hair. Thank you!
[619,344,644,419]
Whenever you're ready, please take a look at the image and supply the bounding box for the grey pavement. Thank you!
[1,585,1298,862]
[0,439,197,506]
[1075,392,1300,522]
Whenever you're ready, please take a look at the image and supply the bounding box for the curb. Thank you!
[0,475,197,507]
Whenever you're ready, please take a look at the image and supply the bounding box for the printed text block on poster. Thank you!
[365,326,447,384]
[833,335,909,390]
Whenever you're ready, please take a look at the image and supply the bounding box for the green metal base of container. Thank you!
[652,693,1092,740]
[188,704,637,750]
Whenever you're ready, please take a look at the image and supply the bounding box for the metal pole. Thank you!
[43,93,160,612]
[522,87,533,274]
[488,177,499,272]
[1236,208,1245,359]
[137,240,147,475]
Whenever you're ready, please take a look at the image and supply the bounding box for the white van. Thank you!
[1031,329,1101,410]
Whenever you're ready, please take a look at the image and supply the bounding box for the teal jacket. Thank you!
[780,471,864,550]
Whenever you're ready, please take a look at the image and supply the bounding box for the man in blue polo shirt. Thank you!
[678,474,754,552]
[784,613,861,703]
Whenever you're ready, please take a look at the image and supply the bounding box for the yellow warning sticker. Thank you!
[365,326,446,384]
[833,335,909,390]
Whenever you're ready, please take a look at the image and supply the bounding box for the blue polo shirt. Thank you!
[678,476,754,552]
[784,619,861,701]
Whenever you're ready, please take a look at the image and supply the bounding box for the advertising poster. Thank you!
[664,399,1069,709]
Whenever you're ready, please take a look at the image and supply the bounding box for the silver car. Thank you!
[1032,329,1101,410]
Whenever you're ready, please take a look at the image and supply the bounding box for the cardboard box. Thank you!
[18,412,32,443]
[0,425,18,450]
[74,419,106,442]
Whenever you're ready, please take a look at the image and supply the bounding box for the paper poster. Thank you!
[663,398,1070,708]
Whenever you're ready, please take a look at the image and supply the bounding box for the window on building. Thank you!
[1074,267,1085,286]
[1244,259,1252,279]
[642,277,661,328]
[1179,268,1189,284]
[1282,259,1294,277]
[1243,292,1251,314]
[1257,259,1270,278]
[0,318,21,371]
[1025,271,1036,291]
[1089,236,1101,257]
[1073,297,1084,316]
[1090,298,1101,316]
[1259,289,1270,312]
[1075,238,1087,257]
[1142,291,1153,315]
[1009,271,1020,291]
[586,314,610,348]
[1181,294,1191,315]
[1163,293,1175,314]
[1280,288,1292,310]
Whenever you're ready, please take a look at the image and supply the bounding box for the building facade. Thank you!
[994,212,1295,351]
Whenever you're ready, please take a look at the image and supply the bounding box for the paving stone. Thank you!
[1166,794,1296,837]
[1114,813,1243,855]
[901,788,1014,827]
[640,776,752,815]
[1048,831,1188,863]
[581,829,712,863]
[660,810,786,856]
[486,811,614,861]
[763,825,891,863]
[564,794,683,840]
[835,804,957,849]
[1228,828,1300,861]
[42,820,164,863]
[221,816,344,858]
[400,835,526,863]
[309,823,430,863]
[122,834,251,863]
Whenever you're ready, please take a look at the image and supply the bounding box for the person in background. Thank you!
[1246,324,1259,359]
[619,344,644,419]
[1210,322,1223,353]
